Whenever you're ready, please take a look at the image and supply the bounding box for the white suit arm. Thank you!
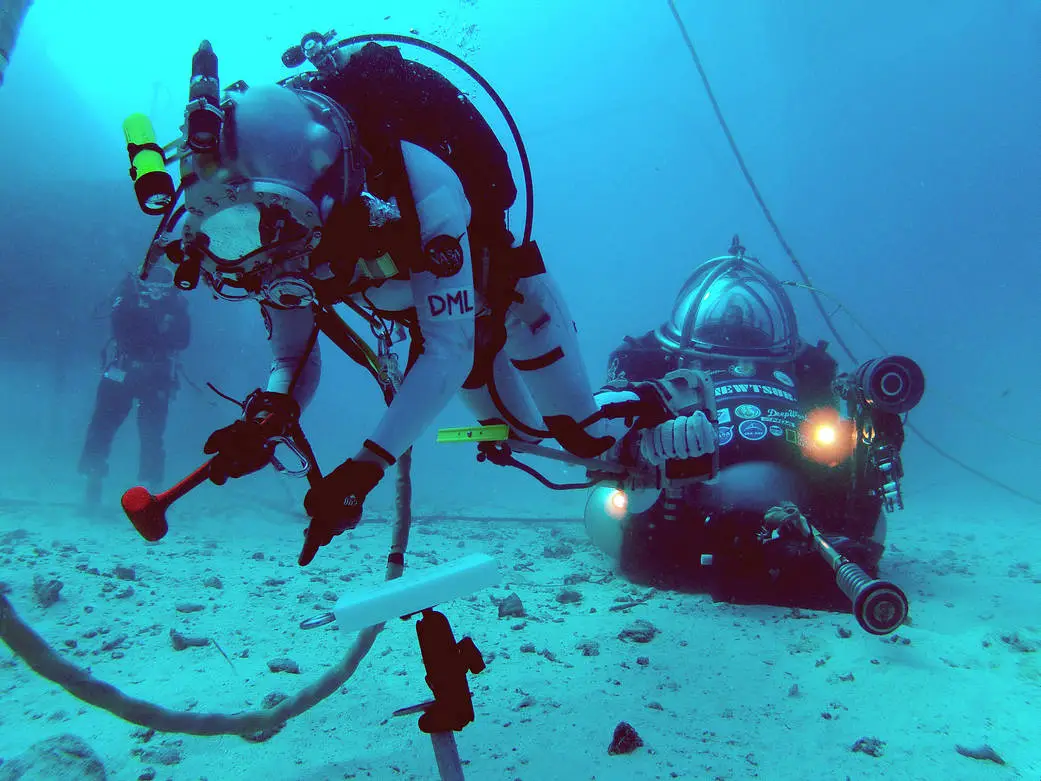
[364,143,475,461]
[263,304,322,408]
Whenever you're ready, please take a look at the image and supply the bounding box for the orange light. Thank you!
[814,424,837,446]
[605,488,629,519]
[799,408,855,466]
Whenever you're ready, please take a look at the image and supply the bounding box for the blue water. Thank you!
[1,1,1039,779]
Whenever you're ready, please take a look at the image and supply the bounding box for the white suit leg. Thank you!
[264,304,321,408]
[460,349,543,443]
[502,273,601,434]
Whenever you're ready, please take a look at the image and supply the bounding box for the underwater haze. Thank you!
[1,0,1040,779]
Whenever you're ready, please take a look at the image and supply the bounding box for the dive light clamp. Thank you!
[186,40,223,153]
[184,96,224,149]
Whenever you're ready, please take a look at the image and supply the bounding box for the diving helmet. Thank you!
[179,84,364,306]
[657,248,798,360]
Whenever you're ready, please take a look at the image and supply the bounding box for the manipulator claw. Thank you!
[602,369,718,429]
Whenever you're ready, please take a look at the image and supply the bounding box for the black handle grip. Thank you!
[664,452,717,481]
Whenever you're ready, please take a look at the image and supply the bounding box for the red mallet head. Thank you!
[121,486,170,542]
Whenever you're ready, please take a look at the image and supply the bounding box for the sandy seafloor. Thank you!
[1,483,1039,781]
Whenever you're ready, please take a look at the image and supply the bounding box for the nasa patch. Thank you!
[718,426,734,446]
[773,370,795,388]
[738,419,768,441]
[424,234,465,278]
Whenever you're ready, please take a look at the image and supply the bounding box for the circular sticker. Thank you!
[735,404,761,419]
[730,361,756,377]
[424,234,465,278]
[773,370,795,388]
[769,425,783,437]
[718,426,734,446]
[738,419,768,441]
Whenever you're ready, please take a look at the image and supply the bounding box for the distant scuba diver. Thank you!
[78,268,190,505]
[123,33,685,564]
[584,237,925,610]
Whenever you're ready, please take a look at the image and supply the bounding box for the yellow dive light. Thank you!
[123,113,175,215]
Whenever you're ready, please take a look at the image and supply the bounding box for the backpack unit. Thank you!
[286,39,519,245]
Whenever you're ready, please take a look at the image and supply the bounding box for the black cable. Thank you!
[787,281,1041,449]
[667,0,1041,507]
[314,304,381,384]
[492,454,594,491]
[202,317,318,411]
[666,0,858,365]
[906,422,1041,506]
[138,184,186,281]
[175,364,216,403]
[205,382,244,410]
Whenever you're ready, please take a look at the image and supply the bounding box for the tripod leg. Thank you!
[430,732,465,781]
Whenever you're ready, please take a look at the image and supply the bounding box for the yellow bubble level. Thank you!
[436,424,510,443]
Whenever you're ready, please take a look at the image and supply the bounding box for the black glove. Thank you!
[300,458,385,565]
[203,390,299,486]
[204,419,274,485]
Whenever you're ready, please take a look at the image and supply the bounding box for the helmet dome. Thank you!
[180,84,362,278]
[657,254,798,360]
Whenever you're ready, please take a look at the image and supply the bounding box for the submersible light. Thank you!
[799,408,855,467]
[813,423,837,446]
[606,488,629,518]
